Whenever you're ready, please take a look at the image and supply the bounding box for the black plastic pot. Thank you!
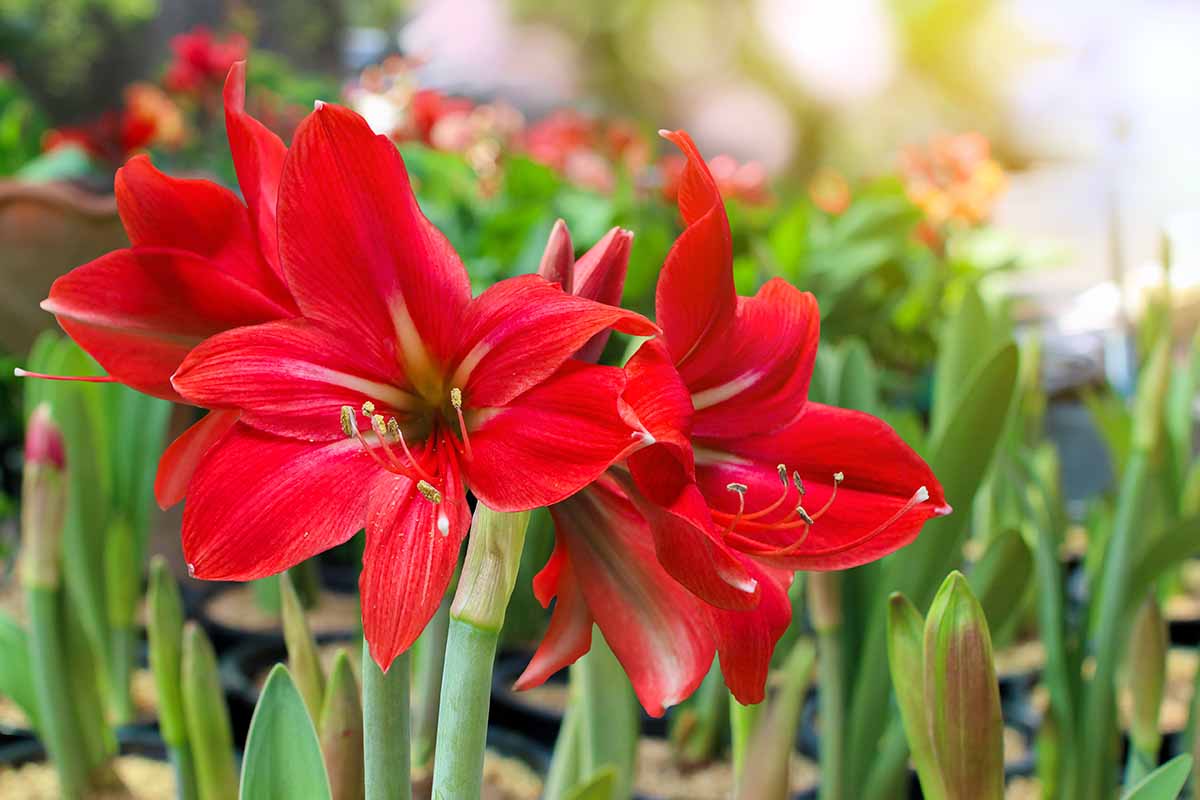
[219,631,358,747]
[490,650,669,749]
[0,727,169,777]
[192,582,285,654]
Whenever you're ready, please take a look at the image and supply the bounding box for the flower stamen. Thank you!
[721,483,748,540]
[450,387,473,461]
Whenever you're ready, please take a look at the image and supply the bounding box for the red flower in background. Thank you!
[43,83,185,166]
[164,27,249,96]
[169,101,658,671]
[42,63,296,506]
[516,133,949,714]
[660,151,771,207]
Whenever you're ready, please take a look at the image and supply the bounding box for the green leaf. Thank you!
[967,528,1033,635]
[183,624,238,800]
[930,285,996,440]
[1125,514,1200,612]
[1120,753,1192,799]
[241,665,332,800]
[886,594,941,800]
[0,611,37,732]
[563,766,617,800]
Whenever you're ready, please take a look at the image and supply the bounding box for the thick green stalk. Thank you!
[575,629,638,800]
[181,624,238,800]
[104,516,139,724]
[432,621,498,798]
[147,557,197,800]
[411,592,451,774]
[810,572,845,800]
[1079,451,1150,800]
[363,642,411,800]
[26,588,90,798]
[544,699,582,799]
[729,698,761,788]
[432,505,530,798]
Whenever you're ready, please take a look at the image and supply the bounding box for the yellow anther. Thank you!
[361,400,376,417]
[371,414,388,439]
[387,418,402,441]
[776,464,788,486]
[416,480,443,504]
[792,471,806,495]
[340,406,357,438]
[450,387,463,410]
[797,506,815,525]
[833,471,845,483]
[726,482,748,495]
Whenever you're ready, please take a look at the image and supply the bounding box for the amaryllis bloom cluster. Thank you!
[39,62,947,709]
[515,132,949,714]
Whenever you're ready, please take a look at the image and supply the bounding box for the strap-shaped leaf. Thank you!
[0,611,37,732]
[1120,753,1193,800]
[241,665,332,800]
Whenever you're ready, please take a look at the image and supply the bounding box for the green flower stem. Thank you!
[544,698,582,799]
[170,747,199,800]
[25,586,90,799]
[575,629,637,800]
[1079,450,1149,800]
[810,572,845,800]
[432,505,530,798]
[432,620,498,798]
[411,592,451,775]
[363,641,411,800]
[729,699,761,788]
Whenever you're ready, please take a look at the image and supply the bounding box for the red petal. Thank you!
[115,156,292,307]
[621,338,693,471]
[278,102,472,371]
[655,130,736,374]
[223,62,287,277]
[43,248,293,400]
[361,440,471,670]
[624,447,759,611]
[451,274,657,409]
[182,425,373,580]
[695,403,949,571]
[515,541,594,692]
[523,482,715,716]
[706,558,792,705]
[570,226,633,363]
[536,218,574,292]
[154,409,240,508]
[466,361,637,511]
[171,318,411,441]
[688,280,819,440]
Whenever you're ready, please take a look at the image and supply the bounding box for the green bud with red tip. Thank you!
[20,404,67,589]
[923,571,1004,800]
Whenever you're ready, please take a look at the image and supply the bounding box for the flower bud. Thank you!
[281,570,326,721]
[570,226,633,363]
[537,218,574,293]
[20,405,67,589]
[923,572,1004,800]
[451,506,531,631]
[1126,595,1167,757]
[147,556,187,747]
[887,592,943,799]
[1132,339,1170,453]
[319,649,364,800]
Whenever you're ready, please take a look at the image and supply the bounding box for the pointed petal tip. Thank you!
[222,61,247,112]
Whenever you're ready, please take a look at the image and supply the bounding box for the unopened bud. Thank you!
[451,505,531,631]
[537,218,575,293]
[1126,595,1167,756]
[1132,340,1170,452]
[20,405,67,589]
[923,572,1004,800]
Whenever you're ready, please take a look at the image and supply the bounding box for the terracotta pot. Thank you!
[0,181,126,357]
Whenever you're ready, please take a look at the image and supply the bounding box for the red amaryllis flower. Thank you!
[169,101,658,670]
[517,135,949,713]
[164,27,250,96]
[40,62,296,506]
